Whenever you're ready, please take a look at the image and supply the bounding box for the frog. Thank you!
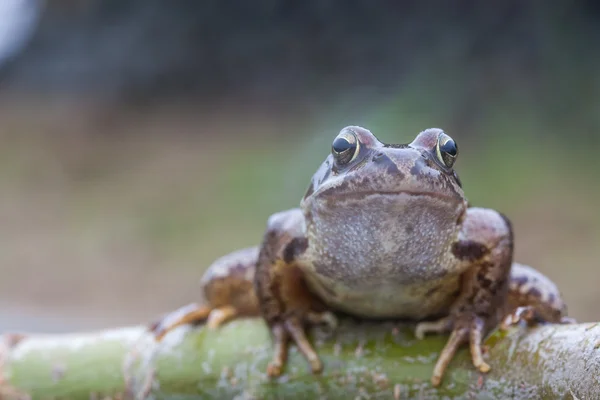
[148,126,573,386]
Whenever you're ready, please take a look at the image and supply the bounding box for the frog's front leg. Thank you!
[254,208,337,377]
[416,207,514,387]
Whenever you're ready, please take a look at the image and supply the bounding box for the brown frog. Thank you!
[149,126,572,386]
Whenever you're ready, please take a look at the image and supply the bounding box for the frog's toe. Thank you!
[431,325,468,386]
[266,315,324,377]
[431,316,490,387]
[267,361,284,377]
[560,316,576,324]
[468,317,490,374]
[267,324,289,377]
[500,306,536,330]
[284,316,324,373]
[206,305,239,330]
[150,303,212,341]
[414,316,453,340]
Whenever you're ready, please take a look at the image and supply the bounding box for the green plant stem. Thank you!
[1,319,599,399]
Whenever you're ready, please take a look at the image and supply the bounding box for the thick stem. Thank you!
[1,319,598,399]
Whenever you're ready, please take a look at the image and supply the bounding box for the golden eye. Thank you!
[435,133,458,168]
[331,131,360,165]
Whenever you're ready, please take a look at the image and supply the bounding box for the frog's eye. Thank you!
[332,131,360,165]
[435,133,458,168]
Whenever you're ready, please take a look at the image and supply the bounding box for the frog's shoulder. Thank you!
[266,208,305,237]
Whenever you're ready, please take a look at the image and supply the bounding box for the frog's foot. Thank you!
[415,314,491,382]
[430,316,490,387]
[505,263,575,329]
[266,310,337,377]
[150,303,240,341]
[500,306,576,330]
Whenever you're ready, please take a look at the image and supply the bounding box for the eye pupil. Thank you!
[435,134,458,168]
[331,133,359,165]
[440,139,457,157]
[332,137,353,154]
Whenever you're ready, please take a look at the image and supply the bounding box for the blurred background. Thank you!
[0,1,598,332]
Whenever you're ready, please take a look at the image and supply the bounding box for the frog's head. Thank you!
[302,126,466,208]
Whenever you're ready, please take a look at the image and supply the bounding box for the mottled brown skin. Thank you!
[149,126,573,386]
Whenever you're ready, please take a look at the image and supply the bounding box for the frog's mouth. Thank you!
[330,190,456,202]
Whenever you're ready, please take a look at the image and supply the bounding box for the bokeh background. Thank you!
[0,1,598,332]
